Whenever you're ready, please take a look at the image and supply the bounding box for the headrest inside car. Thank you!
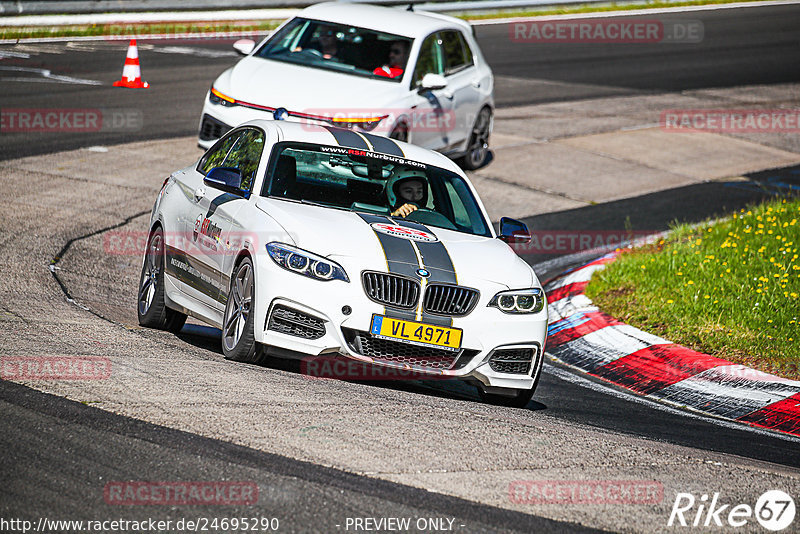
[271,155,297,197]
[347,178,384,204]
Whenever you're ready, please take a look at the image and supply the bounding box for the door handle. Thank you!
[471,80,481,88]
[442,91,454,100]
[193,187,206,202]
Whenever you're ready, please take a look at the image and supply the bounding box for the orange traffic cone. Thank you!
[113,39,149,89]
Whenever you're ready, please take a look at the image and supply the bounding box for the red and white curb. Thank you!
[544,251,800,437]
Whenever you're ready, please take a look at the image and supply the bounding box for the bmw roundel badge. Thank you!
[416,268,430,278]
[273,107,289,121]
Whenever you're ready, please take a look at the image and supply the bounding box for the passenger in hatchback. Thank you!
[373,40,409,79]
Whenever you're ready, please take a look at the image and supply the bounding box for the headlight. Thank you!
[353,118,384,132]
[209,87,237,107]
[266,242,349,282]
[331,115,388,131]
[488,288,544,314]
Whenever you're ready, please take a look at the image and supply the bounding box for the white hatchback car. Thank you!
[198,2,494,169]
[142,120,547,406]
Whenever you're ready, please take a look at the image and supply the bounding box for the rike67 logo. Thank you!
[668,490,795,531]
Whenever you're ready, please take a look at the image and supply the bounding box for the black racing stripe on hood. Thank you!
[388,219,455,327]
[357,213,419,321]
[360,132,404,156]
[324,126,369,149]
[363,215,453,327]
[414,242,457,285]
[358,214,419,277]
[389,219,457,285]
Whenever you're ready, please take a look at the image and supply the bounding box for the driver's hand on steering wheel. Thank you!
[391,203,418,218]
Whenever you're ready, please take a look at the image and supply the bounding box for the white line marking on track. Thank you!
[0,65,101,85]
[2,43,66,54]
[1,31,270,45]
[150,45,238,58]
[65,41,129,52]
[0,50,30,59]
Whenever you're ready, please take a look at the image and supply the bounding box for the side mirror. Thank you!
[418,73,447,92]
[233,39,255,55]
[498,217,531,244]
[204,166,244,196]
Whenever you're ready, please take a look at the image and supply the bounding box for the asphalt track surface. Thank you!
[2,4,800,532]
[2,381,593,533]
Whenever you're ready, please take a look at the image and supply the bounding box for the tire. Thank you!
[458,107,492,171]
[222,256,264,364]
[137,227,187,334]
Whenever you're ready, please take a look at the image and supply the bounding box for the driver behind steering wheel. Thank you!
[387,166,429,218]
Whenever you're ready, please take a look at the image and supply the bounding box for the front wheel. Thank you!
[458,107,492,171]
[222,256,263,364]
[137,227,187,333]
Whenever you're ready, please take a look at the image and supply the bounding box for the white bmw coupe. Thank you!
[198,2,494,169]
[141,120,546,406]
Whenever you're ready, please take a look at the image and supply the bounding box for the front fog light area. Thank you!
[209,87,237,107]
[267,242,349,282]
[489,288,544,314]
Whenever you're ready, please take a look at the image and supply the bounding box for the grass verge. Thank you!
[585,197,800,379]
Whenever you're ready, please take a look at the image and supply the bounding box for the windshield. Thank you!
[261,143,492,238]
[256,18,413,82]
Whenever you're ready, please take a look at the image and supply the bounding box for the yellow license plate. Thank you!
[369,315,462,351]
